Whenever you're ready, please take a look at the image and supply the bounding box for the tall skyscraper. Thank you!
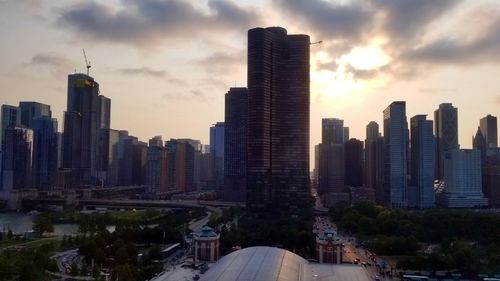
[247,26,310,212]
[344,138,364,187]
[365,121,384,203]
[145,136,168,197]
[210,123,225,190]
[165,139,195,193]
[224,87,248,202]
[480,114,498,148]
[1,105,21,145]
[62,73,110,187]
[383,101,408,208]
[410,115,435,208]
[32,116,58,189]
[2,126,33,192]
[434,103,459,181]
[19,102,52,128]
[96,128,120,186]
[319,118,345,194]
[116,131,146,186]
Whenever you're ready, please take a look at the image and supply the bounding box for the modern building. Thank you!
[2,126,33,192]
[344,138,364,187]
[193,225,220,263]
[247,26,311,212]
[96,128,120,186]
[383,101,409,208]
[31,116,58,189]
[480,114,498,149]
[434,103,459,181]
[1,105,21,145]
[116,132,147,186]
[19,102,52,128]
[166,139,195,193]
[319,118,345,195]
[210,122,225,190]
[349,186,375,205]
[437,149,488,208]
[224,87,248,202]
[316,228,343,264]
[473,126,487,164]
[410,115,435,208]
[364,121,384,204]
[145,136,168,197]
[62,73,110,187]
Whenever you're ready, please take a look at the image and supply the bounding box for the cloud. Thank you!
[192,50,245,75]
[275,0,373,41]
[56,0,261,47]
[26,53,75,77]
[162,89,210,101]
[119,67,186,85]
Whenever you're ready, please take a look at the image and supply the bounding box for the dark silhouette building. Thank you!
[364,122,384,204]
[32,116,58,189]
[223,87,248,202]
[319,118,345,195]
[434,103,458,181]
[2,126,33,191]
[246,27,311,212]
[19,102,52,128]
[383,101,409,208]
[480,114,498,148]
[165,139,195,193]
[62,74,110,187]
[344,138,364,187]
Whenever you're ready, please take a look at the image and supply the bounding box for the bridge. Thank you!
[22,198,244,211]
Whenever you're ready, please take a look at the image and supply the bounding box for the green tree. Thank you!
[32,215,54,237]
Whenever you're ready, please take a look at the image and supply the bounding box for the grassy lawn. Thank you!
[0,236,59,249]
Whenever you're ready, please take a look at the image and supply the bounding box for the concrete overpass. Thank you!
[22,198,244,212]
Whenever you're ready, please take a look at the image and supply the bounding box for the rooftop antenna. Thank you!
[82,48,91,76]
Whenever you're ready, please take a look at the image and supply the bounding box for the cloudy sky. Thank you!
[1,0,500,164]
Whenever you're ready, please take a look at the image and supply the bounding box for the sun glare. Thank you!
[342,46,391,70]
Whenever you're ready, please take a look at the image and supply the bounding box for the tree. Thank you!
[32,215,54,237]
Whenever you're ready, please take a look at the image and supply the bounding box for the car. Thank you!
[353,260,359,264]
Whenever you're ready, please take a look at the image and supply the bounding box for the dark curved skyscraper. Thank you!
[246,27,310,212]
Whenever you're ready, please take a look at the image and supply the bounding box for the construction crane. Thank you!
[82,48,91,76]
[310,40,323,45]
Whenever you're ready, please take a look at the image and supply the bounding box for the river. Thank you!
[0,212,114,235]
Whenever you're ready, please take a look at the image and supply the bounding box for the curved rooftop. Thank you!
[200,246,311,281]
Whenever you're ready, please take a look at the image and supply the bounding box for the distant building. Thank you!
[246,27,310,212]
[32,116,58,189]
[480,114,497,148]
[316,228,343,264]
[224,87,248,202]
[193,225,220,263]
[344,138,364,187]
[19,102,52,128]
[166,139,195,193]
[0,105,21,145]
[2,126,33,192]
[383,101,408,208]
[210,122,224,190]
[319,118,345,194]
[96,128,120,186]
[62,74,110,187]
[350,186,375,205]
[117,131,147,186]
[437,149,488,208]
[435,103,459,181]
[145,136,168,197]
[410,115,435,208]
[365,121,384,204]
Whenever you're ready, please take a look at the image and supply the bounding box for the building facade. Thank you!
[32,116,58,189]
[145,136,168,197]
[210,123,225,190]
[480,114,498,149]
[224,87,248,202]
[2,126,33,192]
[383,101,408,208]
[435,103,459,181]
[316,229,343,264]
[247,27,311,212]
[193,225,220,263]
[344,138,364,187]
[410,115,435,208]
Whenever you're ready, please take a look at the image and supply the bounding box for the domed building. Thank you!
[316,228,343,264]
[194,225,220,263]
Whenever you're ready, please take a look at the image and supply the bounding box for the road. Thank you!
[51,248,79,274]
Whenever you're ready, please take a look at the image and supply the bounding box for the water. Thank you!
[0,212,79,235]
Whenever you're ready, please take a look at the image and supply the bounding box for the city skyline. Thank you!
[1,0,500,163]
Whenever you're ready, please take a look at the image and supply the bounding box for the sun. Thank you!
[342,46,391,70]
